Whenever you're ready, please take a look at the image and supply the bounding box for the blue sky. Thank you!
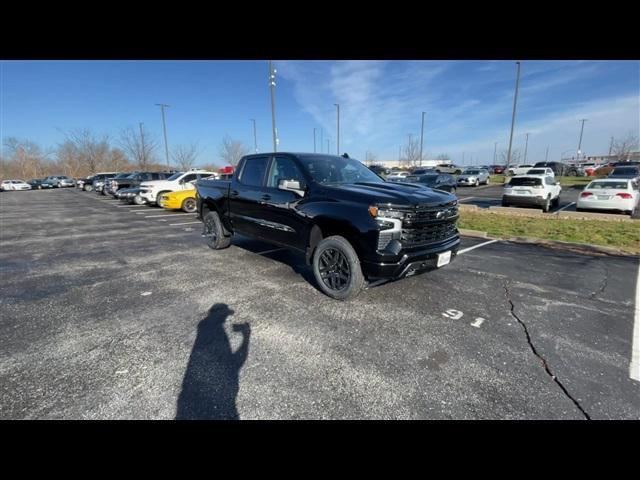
[1,60,638,166]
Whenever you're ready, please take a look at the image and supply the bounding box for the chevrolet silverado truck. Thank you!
[196,153,460,300]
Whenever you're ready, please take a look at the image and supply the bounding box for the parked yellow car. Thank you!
[160,189,197,213]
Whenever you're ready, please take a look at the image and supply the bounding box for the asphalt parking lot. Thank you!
[1,188,639,419]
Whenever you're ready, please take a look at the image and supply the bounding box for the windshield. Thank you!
[298,155,383,185]
[167,172,185,181]
[509,177,542,186]
[114,173,132,179]
[587,181,629,189]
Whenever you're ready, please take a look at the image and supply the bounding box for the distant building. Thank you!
[563,151,640,165]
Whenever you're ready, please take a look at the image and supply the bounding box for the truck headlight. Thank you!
[369,206,405,220]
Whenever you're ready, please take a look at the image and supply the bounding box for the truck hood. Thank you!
[139,180,167,188]
[322,181,456,207]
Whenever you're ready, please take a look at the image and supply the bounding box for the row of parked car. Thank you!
[75,169,226,213]
[1,175,76,191]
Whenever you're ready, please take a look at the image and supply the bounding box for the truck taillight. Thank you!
[616,193,632,199]
[580,192,592,198]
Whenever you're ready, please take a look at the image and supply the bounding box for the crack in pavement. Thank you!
[589,259,609,300]
[503,283,591,420]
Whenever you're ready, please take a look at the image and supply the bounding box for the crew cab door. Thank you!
[253,155,309,250]
[228,156,270,237]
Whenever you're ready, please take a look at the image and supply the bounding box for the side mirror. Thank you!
[278,179,305,197]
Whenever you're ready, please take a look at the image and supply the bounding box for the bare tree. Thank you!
[172,143,201,171]
[500,148,522,164]
[218,135,250,166]
[612,131,639,162]
[436,153,451,161]
[364,150,377,165]
[403,136,421,166]
[118,125,159,170]
[3,137,53,179]
[63,129,110,174]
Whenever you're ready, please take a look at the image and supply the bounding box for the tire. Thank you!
[133,194,145,205]
[312,235,365,301]
[182,197,197,213]
[455,170,462,175]
[203,211,231,250]
[501,199,509,207]
[552,196,560,207]
[156,191,169,207]
[474,179,479,187]
[542,195,551,212]
[485,177,490,185]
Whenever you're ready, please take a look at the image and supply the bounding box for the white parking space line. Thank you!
[554,202,575,213]
[630,260,640,382]
[457,239,499,255]
[145,213,195,218]
[169,221,202,226]
[116,204,147,208]
[458,196,477,202]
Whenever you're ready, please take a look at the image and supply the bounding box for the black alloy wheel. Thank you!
[318,248,351,292]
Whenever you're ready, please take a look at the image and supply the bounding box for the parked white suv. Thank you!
[506,164,534,176]
[502,174,561,212]
[139,170,219,206]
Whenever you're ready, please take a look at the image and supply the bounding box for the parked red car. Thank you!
[490,165,505,174]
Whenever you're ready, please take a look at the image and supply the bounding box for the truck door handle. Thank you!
[230,190,239,197]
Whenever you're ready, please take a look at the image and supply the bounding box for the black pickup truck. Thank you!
[196,153,460,300]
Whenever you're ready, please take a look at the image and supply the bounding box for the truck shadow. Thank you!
[175,303,250,420]
[231,235,318,286]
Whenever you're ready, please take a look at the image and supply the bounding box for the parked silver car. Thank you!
[457,168,490,187]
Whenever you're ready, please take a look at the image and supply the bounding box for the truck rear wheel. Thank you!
[203,211,231,250]
[312,235,365,301]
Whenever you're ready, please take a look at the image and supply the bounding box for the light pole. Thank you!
[334,103,340,155]
[320,128,323,153]
[313,128,317,153]
[250,119,258,153]
[268,61,278,152]
[155,103,170,169]
[545,146,549,162]
[419,111,426,166]
[523,133,530,164]
[506,61,521,172]
[577,118,588,162]
[326,138,330,154]
[493,142,498,164]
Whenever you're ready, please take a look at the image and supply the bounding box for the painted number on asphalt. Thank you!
[442,309,486,328]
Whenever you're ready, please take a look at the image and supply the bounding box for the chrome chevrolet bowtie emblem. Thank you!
[436,210,445,219]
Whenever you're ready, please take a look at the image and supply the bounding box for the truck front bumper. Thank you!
[360,236,460,280]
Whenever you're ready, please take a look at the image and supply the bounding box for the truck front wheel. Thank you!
[312,235,365,300]
[203,211,231,250]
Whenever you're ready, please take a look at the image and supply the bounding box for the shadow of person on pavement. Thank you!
[175,304,250,420]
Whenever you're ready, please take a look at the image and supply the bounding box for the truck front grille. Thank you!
[396,204,459,248]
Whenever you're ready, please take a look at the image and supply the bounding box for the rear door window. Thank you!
[239,157,269,186]
[509,177,542,187]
